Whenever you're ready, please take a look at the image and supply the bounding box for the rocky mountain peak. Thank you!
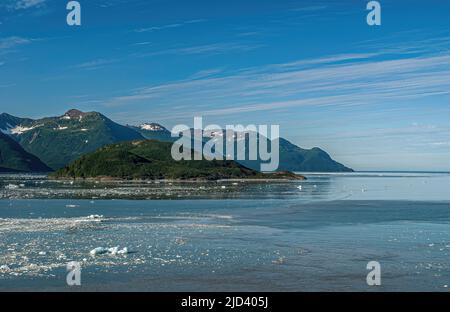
[63,109,88,118]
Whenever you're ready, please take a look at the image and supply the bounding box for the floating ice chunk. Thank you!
[108,246,120,255]
[90,247,109,256]
[0,265,10,271]
[86,214,103,220]
[175,238,187,245]
[297,185,302,190]
[4,184,19,190]
[90,246,129,256]
[272,256,286,265]
[117,247,129,255]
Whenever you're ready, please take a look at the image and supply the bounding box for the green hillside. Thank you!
[0,132,51,172]
[52,140,303,180]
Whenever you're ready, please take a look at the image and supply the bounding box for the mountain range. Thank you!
[0,110,143,170]
[0,109,353,173]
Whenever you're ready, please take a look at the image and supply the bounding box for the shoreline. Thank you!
[48,173,306,183]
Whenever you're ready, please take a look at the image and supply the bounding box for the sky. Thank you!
[1,0,450,171]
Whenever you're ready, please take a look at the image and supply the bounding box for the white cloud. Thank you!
[104,48,450,120]
[2,0,47,10]
[134,42,263,58]
[135,19,206,33]
[0,36,31,50]
[72,58,118,70]
[189,68,224,80]
[291,5,328,12]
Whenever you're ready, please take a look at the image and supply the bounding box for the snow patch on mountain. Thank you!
[10,124,42,135]
[140,123,164,131]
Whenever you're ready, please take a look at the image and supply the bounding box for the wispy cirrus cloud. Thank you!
[189,68,224,80]
[72,58,118,71]
[0,36,31,50]
[290,5,328,12]
[133,42,264,58]
[0,83,16,88]
[103,40,450,121]
[135,19,206,33]
[0,36,33,59]
[1,0,47,10]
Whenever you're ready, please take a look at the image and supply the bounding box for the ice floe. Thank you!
[86,214,104,220]
[90,247,109,256]
[0,265,10,272]
[4,184,20,190]
[90,246,129,256]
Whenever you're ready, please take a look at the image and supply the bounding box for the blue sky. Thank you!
[1,0,450,171]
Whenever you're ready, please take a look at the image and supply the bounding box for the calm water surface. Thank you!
[1,172,450,291]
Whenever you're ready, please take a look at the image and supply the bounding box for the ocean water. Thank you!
[1,172,450,291]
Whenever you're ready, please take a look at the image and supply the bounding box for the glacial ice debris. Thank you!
[90,247,109,256]
[0,265,10,272]
[117,247,128,255]
[4,184,19,190]
[86,214,103,220]
[90,246,129,256]
[108,246,119,255]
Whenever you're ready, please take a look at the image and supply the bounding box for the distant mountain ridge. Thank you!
[1,109,353,173]
[0,110,144,170]
[135,125,353,173]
